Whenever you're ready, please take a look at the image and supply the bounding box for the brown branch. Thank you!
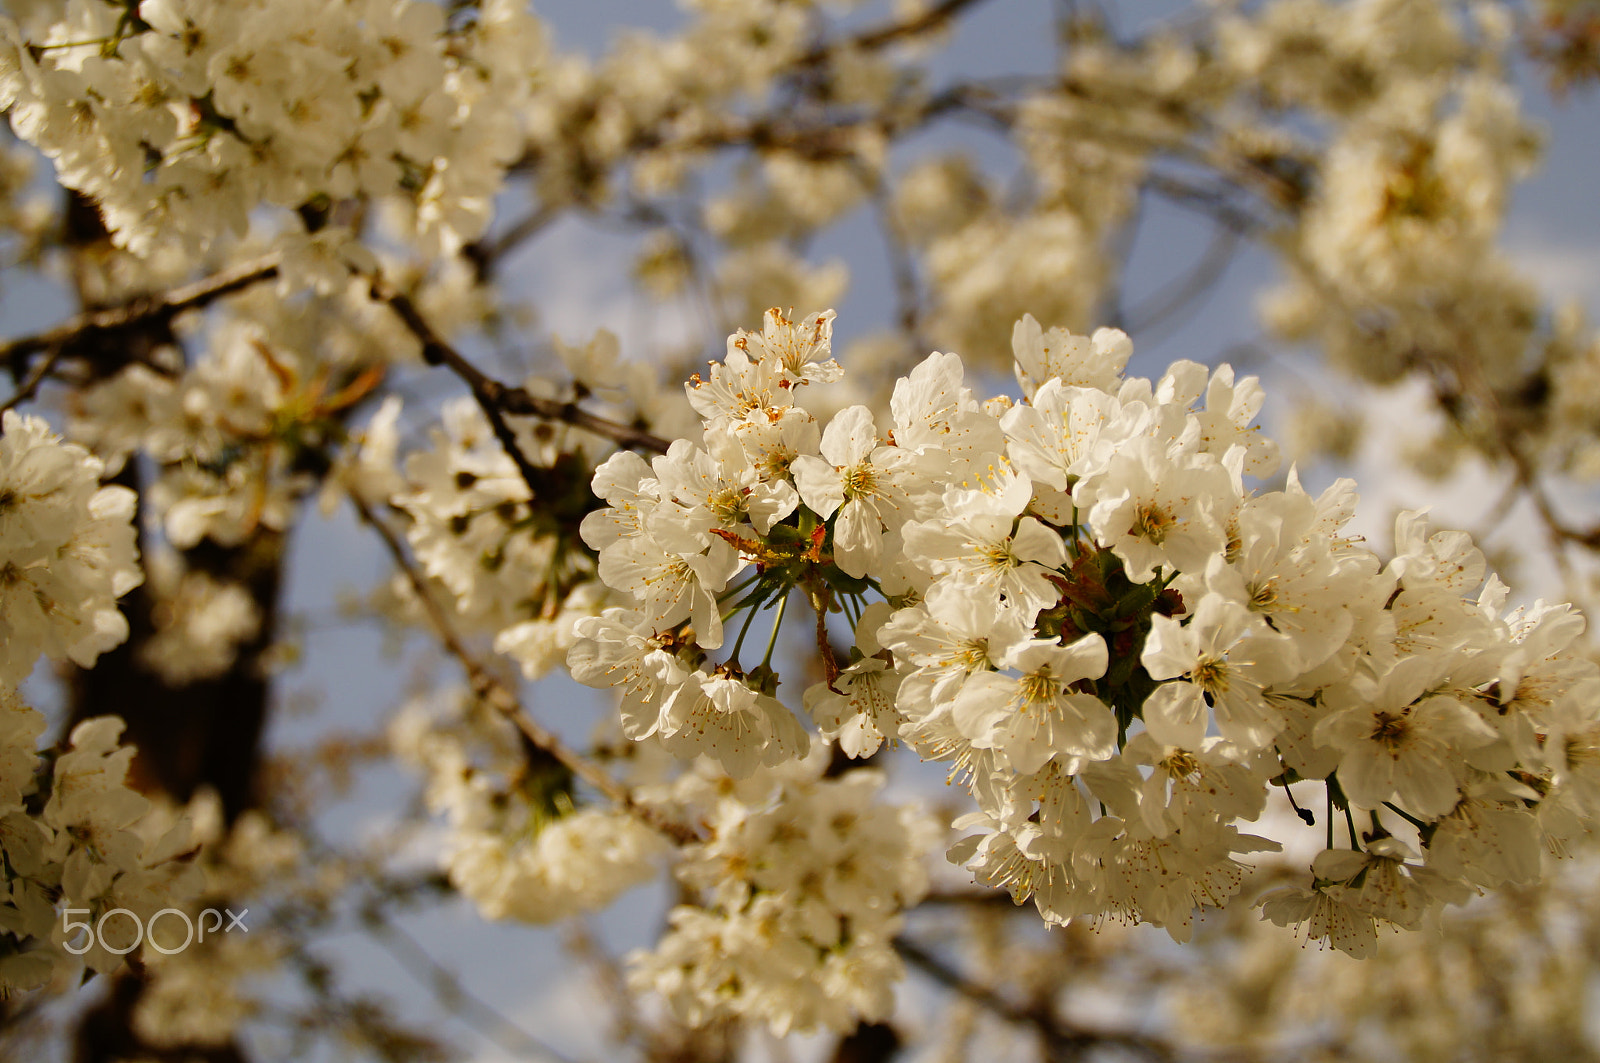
[916,889,1021,907]
[0,253,281,380]
[1398,316,1600,558]
[894,935,1178,1062]
[360,903,578,1063]
[1124,221,1242,337]
[1503,447,1600,583]
[807,0,996,61]
[349,493,695,844]
[367,276,551,502]
[368,276,672,455]
[1143,173,1266,235]
[564,920,647,1052]
[867,171,927,353]
[0,341,65,417]
[462,204,559,281]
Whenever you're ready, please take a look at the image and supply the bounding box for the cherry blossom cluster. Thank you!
[391,688,664,925]
[0,409,141,686]
[628,752,937,1036]
[71,313,373,553]
[384,388,632,680]
[572,308,1600,958]
[0,712,202,992]
[0,411,198,993]
[66,309,386,685]
[0,0,542,259]
[123,795,300,1051]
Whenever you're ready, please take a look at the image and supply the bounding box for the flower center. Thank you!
[954,638,990,672]
[1018,670,1060,710]
[707,485,747,523]
[1191,655,1229,696]
[978,541,1017,571]
[1369,710,1409,747]
[1132,502,1173,544]
[1163,750,1200,779]
[842,461,878,500]
[1249,578,1280,612]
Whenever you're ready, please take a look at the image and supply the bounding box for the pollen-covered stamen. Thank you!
[953,638,991,673]
[1162,749,1201,779]
[706,485,748,523]
[640,555,692,589]
[924,733,985,786]
[1191,654,1229,697]
[958,461,1010,497]
[1132,502,1174,544]
[978,540,1018,572]
[1369,709,1410,748]
[1223,521,1243,563]
[1017,669,1062,712]
[1565,731,1600,768]
[841,461,879,500]
[1249,577,1280,612]
[993,845,1054,900]
[756,446,798,481]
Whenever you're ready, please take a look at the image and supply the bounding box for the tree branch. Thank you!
[462,204,559,282]
[348,493,695,844]
[0,341,65,418]
[368,276,672,455]
[0,254,281,382]
[867,171,928,353]
[1124,222,1241,337]
[360,903,579,1063]
[894,935,1178,1062]
[809,0,996,60]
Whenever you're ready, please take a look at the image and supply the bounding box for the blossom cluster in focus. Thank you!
[571,307,1600,977]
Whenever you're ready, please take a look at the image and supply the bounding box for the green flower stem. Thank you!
[1325,785,1334,851]
[1382,802,1431,833]
[729,597,764,668]
[761,590,790,669]
[718,572,760,603]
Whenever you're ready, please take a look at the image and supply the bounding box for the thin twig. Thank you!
[1143,173,1265,235]
[1469,471,1530,547]
[364,906,578,1063]
[372,278,549,499]
[894,935,1177,1061]
[0,253,281,375]
[0,342,65,418]
[1124,222,1241,337]
[349,493,694,843]
[916,889,1021,907]
[810,0,995,60]
[1099,183,1148,331]
[867,171,928,353]
[369,276,672,455]
[464,204,559,280]
[565,920,646,1050]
